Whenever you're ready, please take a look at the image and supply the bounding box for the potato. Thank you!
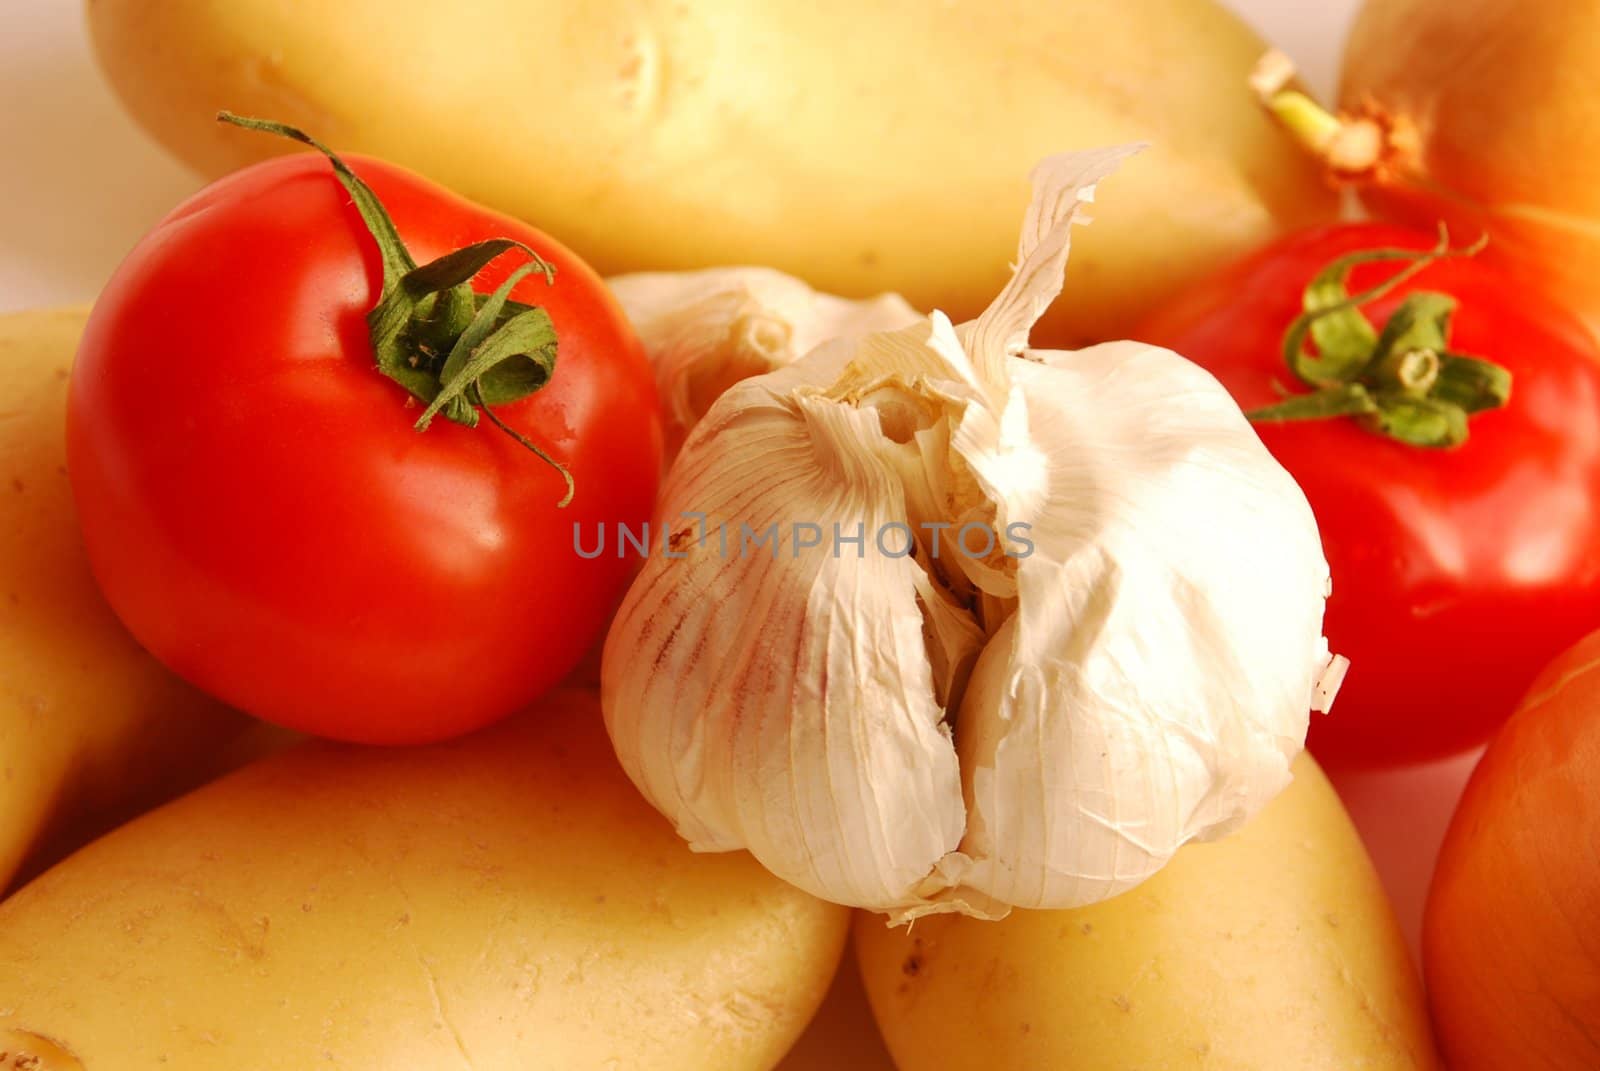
[855,754,1439,1070]
[775,943,897,1071]
[0,688,849,1071]
[87,0,1334,345]
[0,307,252,890]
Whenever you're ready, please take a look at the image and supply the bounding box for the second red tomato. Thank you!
[1137,223,1600,767]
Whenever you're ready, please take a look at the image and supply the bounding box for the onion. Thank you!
[1254,0,1600,328]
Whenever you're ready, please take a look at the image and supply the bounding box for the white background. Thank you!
[0,0,1477,961]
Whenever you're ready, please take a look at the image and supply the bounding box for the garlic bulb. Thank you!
[601,146,1342,923]
[608,268,919,460]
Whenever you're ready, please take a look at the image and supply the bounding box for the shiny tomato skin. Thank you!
[68,152,662,745]
[1136,223,1600,768]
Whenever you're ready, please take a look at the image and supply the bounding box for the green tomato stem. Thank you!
[216,112,574,506]
[1245,228,1512,449]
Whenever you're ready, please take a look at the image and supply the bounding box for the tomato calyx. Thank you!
[218,112,575,505]
[1246,227,1512,448]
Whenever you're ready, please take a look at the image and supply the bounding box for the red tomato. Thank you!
[68,148,662,745]
[1136,223,1600,768]
[1423,631,1600,1071]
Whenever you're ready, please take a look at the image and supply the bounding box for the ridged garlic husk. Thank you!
[602,146,1343,924]
[608,268,919,460]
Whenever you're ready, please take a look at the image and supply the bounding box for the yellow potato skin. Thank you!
[855,755,1440,1070]
[0,307,249,891]
[0,688,849,1071]
[87,0,1334,345]
[775,942,897,1071]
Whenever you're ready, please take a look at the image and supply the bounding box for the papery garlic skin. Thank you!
[608,268,919,460]
[941,342,1329,916]
[602,146,1337,923]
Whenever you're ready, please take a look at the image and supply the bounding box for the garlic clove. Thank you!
[601,355,969,911]
[941,343,1327,914]
[608,267,919,459]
